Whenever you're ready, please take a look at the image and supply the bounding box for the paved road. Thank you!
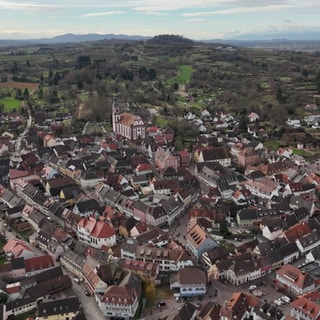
[66,272,106,320]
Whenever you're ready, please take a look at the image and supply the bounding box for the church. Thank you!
[112,99,146,141]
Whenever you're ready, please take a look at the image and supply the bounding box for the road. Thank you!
[15,91,34,153]
[71,279,106,320]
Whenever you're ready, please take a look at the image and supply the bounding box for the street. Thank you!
[70,279,106,320]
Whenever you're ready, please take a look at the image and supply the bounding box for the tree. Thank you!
[220,219,231,236]
[0,293,8,304]
[77,55,91,69]
[239,115,248,133]
[23,88,29,100]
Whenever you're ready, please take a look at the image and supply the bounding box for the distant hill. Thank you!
[0,33,151,47]
[147,34,195,46]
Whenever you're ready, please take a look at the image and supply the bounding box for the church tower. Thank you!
[112,97,121,133]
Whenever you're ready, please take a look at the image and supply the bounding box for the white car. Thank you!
[281,296,291,303]
[248,285,256,291]
[274,299,282,306]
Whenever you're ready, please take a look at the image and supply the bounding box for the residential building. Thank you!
[186,223,219,260]
[170,267,207,297]
[290,292,320,320]
[275,264,316,296]
[37,296,80,320]
[97,271,142,319]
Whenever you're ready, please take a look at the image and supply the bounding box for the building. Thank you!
[170,267,207,297]
[112,99,146,141]
[77,216,116,249]
[186,223,219,260]
[290,292,320,320]
[275,264,316,296]
[97,272,142,319]
[36,296,80,320]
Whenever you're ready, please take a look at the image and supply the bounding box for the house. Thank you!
[236,208,258,227]
[220,292,260,320]
[197,147,231,167]
[45,176,76,198]
[37,296,80,320]
[3,239,36,260]
[295,231,320,255]
[197,301,221,320]
[260,218,283,241]
[173,302,197,320]
[133,201,167,227]
[82,255,111,295]
[97,271,142,319]
[291,292,320,320]
[24,255,55,277]
[275,264,316,296]
[77,215,116,249]
[281,222,312,243]
[186,223,219,260]
[245,178,279,199]
[120,259,159,282]
[155,147,179,171]
[73,198,101,218]
[120,238,193,272]
[237,147,260,168]
[170,267,207,298]
[5,297,36,319]
[248,112,260,123]
[174,150,191,167]
[80,171,105,189]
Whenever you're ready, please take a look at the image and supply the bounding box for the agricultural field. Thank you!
[0,35,319,145]
[0,96,21,112]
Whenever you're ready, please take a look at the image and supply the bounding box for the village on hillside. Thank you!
[0,97,320,320]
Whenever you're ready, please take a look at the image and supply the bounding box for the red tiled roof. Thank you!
[283,222,311,243]
[24,255,54,272]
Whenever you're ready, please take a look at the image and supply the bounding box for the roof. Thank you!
[200,146,230,161]
[78,216,115,239]
[120,112,143,126]
[37,296,80,317]
[24,255,54,273]
[276,264,315,289]
[179,267,207,285]
[283,222,312,243]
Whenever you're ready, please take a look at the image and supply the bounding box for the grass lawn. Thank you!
[167,65,195,86]
[263,140,282,150]
[154,116,175,128]
[0,96,21,112]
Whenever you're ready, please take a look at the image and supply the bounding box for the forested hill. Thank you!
[147,34,195,46]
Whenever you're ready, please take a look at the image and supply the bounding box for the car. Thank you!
[6,226,12,232]
[84,290,90,296]
[248,285,257,291]
[274,299,282,306]
[73,277,81,284]
[256,281,264,287]
[157,301,166,307]
[281,296,292,303]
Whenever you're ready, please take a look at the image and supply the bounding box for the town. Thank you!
[0,93,319,320]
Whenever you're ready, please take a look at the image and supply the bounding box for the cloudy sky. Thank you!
[1,0,320,40]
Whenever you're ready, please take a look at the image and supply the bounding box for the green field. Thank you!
[167,65,195,85]
[0,96,21,112]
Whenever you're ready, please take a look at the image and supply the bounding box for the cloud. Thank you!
[81,11,125,18]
